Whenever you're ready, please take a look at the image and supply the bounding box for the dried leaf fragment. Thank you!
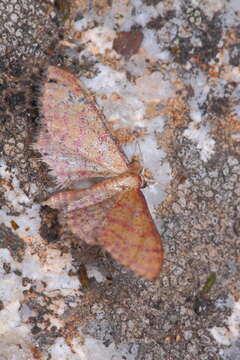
[113,31,144,56]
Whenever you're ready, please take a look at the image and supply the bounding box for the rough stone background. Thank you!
[0,0,240,359]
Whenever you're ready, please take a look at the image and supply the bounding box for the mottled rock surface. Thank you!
[0,1,239,359]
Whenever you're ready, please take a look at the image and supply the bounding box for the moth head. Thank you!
[129,156,154,188]
[129,155,142,175]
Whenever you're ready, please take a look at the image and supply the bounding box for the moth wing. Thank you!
[35,66,128,184]
[46,186,163,280]
[98,189,163,280]
[36,132,111,187]
[56,194,119,245]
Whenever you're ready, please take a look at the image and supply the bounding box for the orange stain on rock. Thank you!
[35,66,163,280]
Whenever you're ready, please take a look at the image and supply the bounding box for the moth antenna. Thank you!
[136,140,144,164]
[129,139,145,167]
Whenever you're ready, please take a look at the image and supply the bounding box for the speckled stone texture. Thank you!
[0,0,240,359]
[0,0,62,199]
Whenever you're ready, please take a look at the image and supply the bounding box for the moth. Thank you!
[35,66,163,280]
